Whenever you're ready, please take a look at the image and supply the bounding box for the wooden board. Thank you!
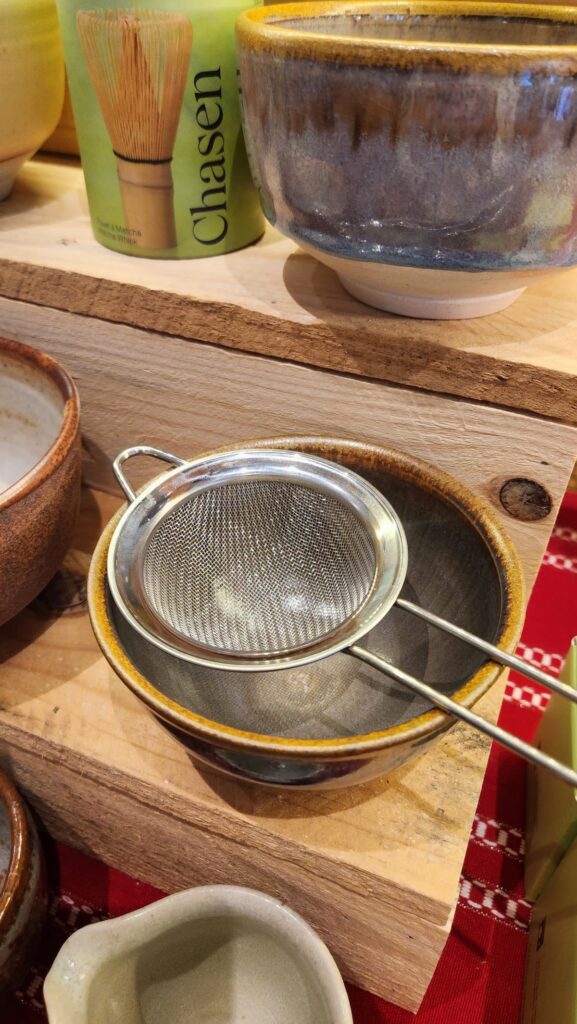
[1,295,576,589]
[0,489,508,1012]
[1,158,577,424]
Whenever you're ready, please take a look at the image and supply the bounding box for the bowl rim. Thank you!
[88,436,526,758]
[44,884,353,1024]
[0,769,31,938]
[0,337,80,512]
[237,1,577,73]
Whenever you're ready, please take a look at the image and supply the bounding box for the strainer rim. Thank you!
[107,447,409,669]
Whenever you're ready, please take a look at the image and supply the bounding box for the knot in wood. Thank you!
[499,478,552,522]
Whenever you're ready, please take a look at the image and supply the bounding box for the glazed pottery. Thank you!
[0,338,81,626]
[0,768,46,996]
[237,2,577,319]
[44,885,353,1024]
[0,0,65,199]
[88,437,525,789]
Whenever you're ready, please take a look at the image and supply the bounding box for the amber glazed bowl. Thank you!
[237,2,577,319]
[0,769,46,995]
[88,437,525,789]
[0,339,81,625]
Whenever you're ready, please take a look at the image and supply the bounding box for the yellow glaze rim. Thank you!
[88,438,526,760]
[236,1,577,74]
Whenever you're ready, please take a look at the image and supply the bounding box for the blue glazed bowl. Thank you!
[237,2,577,318]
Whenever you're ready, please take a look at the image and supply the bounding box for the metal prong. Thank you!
[397,597,577,706]
[349,644,577,788]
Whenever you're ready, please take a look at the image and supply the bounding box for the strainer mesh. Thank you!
[142,478,377,654]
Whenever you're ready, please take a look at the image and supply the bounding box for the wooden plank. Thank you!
[1,296,576,589]
[0,489,507,1011]
[1,158,577,424]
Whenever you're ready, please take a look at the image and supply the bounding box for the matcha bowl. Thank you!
[237,2,577,319]
[0,0,64,199]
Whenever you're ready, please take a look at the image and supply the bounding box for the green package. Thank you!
[56,0,264,257]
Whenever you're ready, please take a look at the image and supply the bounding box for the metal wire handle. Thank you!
[113,445,187,502]
[348,644,577,788]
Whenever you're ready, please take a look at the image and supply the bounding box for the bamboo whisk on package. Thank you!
[77,9,192,250]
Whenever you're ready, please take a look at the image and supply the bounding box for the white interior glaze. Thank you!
[0,350,64,495]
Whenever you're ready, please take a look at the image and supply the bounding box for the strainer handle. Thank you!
[348,644,577,788]
[396,598,577,706]
[113,445,187,502]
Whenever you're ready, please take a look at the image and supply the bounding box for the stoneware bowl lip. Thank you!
[0,768,30,939]
[88,436,526,759]
[44,884,354,1024]
[237,1,577,73]
[0,337,80,512]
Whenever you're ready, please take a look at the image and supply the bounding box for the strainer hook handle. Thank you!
[113,445,187,503]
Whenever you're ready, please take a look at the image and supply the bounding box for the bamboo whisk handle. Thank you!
[116,157,177,250]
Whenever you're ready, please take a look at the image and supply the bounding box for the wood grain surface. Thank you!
[1,295,575,591]
[0,489,508,1011]
[1,158,577,424]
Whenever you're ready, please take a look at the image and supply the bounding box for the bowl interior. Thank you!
[85,913,339,1024]
[271,9,577,46]
[105,455,508,741]
[0,347,65,495]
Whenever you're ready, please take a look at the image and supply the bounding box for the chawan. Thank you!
[237,2,577,318]
[0,0,64,199]
[0,769,46,995]
[0,338,81,625]
[88,437,524,789]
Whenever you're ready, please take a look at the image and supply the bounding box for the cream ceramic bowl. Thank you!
[44,885,353,1024]
[237,2,577,319]
[0,0,65,199]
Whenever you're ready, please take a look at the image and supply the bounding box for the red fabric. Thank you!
[6,493,577,1023]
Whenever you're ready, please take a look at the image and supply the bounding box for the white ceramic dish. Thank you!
[44,885,353,1024]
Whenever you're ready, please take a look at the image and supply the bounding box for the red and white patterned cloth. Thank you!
[7,493,577,1024]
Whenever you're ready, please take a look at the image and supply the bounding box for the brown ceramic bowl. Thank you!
[0,768,46,995]
[88,437,525,789]
[0,338,81,625]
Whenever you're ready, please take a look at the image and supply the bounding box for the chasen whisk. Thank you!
[77,8,192,250]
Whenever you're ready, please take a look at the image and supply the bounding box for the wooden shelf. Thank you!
[1,156,577,425]
[0,488,507,1013]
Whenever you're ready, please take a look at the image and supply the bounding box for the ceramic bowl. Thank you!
[237,2,577,319]
[88,437,524,789]
[0,0,65,199]
[44,885,353,1024]
[0,768,46,995]
[0,338,81,626]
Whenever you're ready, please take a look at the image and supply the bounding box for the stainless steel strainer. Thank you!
[109,444,577,788]
[109,446,409,668]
